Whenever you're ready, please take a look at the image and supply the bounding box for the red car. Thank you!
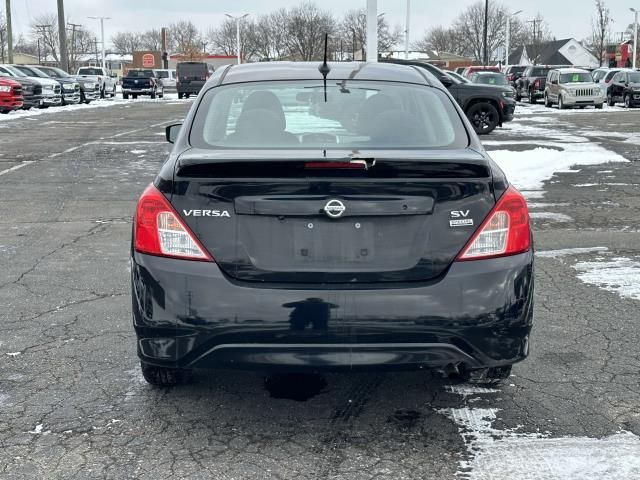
[461,66,502,79]
[0,77,23,114]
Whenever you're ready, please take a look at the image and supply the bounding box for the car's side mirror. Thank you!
[440,76,453,88]
[166,124,182,144]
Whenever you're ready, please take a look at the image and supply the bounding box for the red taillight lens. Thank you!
[456,186,531,261]
[134,184,213,262]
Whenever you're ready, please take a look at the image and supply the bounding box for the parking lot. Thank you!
[1,97,640,479]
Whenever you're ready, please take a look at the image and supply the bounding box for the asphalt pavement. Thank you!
[1,98,639,479]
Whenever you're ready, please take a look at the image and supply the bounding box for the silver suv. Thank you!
[544,68,605,109]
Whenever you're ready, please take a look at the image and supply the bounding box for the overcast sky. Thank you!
[8,0,638,48]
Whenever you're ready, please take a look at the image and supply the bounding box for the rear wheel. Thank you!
[150,88,156,99]
[133,94,138,100]
[463,365,513,386]
[111,85,116,97]
[100,85,105,99]
[515,88,522,102]
[624,94,631,108]
[607,93,615,106]
[595,103,603,109]
[544,94,551,108]
[123,92,129,100]
[466,102,499,135]
[140,362,193,387]
[178,92,184,99]
[528,89,536,104]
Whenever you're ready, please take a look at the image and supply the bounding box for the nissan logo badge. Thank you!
[323,199,346,219]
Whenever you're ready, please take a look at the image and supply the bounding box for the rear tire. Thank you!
[464,365,513,386]
[150,89,156,99]
[544,94,551,108]
[528,89,536,104]
[100,85,105,99]
[607,93,615,107]
[595,103,603,110]
[624,94,631,108]
[140,362,193,387]
[178,92,184,99]
[466,102,500,135]
[123,93,129,100]
[111,85,116,97]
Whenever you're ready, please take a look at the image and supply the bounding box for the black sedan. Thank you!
[131,62,533,387]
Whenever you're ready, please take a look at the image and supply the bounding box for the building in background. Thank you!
[382,50,475,70]
[509,38,599,68]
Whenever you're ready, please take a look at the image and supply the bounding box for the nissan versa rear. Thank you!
[131,62,533,387]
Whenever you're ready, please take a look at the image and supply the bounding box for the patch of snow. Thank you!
[489,143,628,192]
[536,247,609,258]
[29,424,44,434]
[439,407,640,480]
[129,150,147,155]
[529,212,573,222]
[573,183,599,187]
[520,190,546,199]
[446,385,499,398]
[6,352,21,356]
[527,202,570,209]
[573,257,640,300]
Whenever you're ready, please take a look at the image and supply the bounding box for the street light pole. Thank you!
[483,0,489,65]
[404,0,410,59]
[366,0,378,62]
[225,13,249,64]
[56,0,69,72]
[88,17,111,71]
[632,8,639,69]
[505,10,523,67]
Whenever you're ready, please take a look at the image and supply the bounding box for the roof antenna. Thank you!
[318,33,330,102]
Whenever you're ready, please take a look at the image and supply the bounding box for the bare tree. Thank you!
[32,13,59,62]
[413,26,463,55]
[140,29,163,51]
[285,2,335,61]
[340,9,401,59]
[111,32,142,55]
[169,20,202,58]
[246,9,290,61]
[207,17,256,59]
[453,1,509,62]
[590,0,613,66]
[525,14,554,64]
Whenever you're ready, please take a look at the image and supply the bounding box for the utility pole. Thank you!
[632,8,639,70]
[483,0,489,65]
[67,22,81,72]
[404,0,410,59]
[161,27,168,69]
[5,0,13,63]
[225,13,249,64]
[366,0,378,62]
[527,18,541,64]
[56,0,69,71]
[0,29,4,63]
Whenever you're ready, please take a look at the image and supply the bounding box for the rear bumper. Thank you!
[177,85,203,94]
[132,251,534,371]
[122,88,154,95]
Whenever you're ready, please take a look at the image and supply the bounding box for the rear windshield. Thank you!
[78,68,103,75]
[560,72,593,83]
[178,63,207,76]
[190,80,468,150]
[531,67,551,76]
[509,66,526,73]
[474,74,508,85]
[155,70,169,78]
[127,70,154,78]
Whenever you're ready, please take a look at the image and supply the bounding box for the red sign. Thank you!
[142,54,155,68]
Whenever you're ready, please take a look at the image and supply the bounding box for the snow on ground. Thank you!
[573,257,640,301]
[489,143,628,192]
[536,247,608,258]
[529,212,573,222]
[439,407,640,480]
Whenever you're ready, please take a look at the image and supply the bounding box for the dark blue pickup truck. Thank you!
[122,69,164,99]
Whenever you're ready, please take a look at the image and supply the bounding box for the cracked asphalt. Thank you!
[1,99,639,479]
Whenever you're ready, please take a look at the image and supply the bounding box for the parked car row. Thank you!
[0,63,102,110]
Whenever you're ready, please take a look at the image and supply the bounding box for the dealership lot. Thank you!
[1,99,640,478]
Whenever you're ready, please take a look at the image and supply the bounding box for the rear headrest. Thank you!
[241,91,286,130]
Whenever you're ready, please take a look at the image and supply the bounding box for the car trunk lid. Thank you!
[170,149,496,284]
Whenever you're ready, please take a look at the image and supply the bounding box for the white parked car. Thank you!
[76,66,117,98]
[153,69,176,90]
[544,68,605,109]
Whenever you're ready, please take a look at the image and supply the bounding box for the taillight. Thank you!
[456,186,530,261]
[134,184,213,262]
[534,79,541,88]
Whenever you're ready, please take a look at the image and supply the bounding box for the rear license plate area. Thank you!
[293,219,375,264]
